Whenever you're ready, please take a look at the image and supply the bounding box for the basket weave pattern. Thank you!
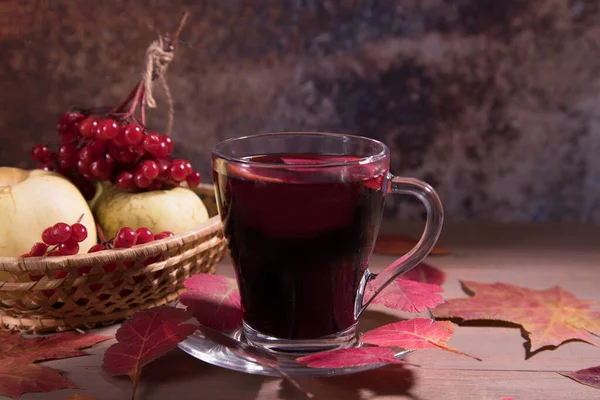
[0,184,227,333]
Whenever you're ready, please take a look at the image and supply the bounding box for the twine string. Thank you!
[143,36,175,134]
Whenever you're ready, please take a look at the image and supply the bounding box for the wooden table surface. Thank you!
[13,222,600,400]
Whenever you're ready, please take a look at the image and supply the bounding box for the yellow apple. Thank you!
[92,183,209,239]
[0,167,97,258]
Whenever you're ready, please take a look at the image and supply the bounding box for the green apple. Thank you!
[92,183,209,239]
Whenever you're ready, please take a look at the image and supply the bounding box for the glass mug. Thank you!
[212,132,443,354]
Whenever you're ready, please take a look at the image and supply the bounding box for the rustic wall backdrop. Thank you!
[1,0,599,222]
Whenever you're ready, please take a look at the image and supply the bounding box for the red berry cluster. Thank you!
[94,227,174,252]
[23,222,174,287]
[31,110,202,199]
[22,221,89,259]
[22,224,174,261]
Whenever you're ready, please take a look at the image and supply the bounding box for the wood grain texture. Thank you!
[10,221,600,400]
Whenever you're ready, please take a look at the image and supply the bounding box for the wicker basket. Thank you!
[0,184,227,333]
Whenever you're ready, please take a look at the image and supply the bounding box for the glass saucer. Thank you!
[178,327,412,377]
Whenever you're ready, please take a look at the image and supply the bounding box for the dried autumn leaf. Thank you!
[367,279,444,312]
[103,306,197,399]
[401,262,446,285]
[374,234,448,256]
[360,318,480,360]
[180,274,242,330]
[1,359,76,399]
[560,365,600,390]
[0,331,111,363]
[297,346,407,368]
[0,332,110,399]
[64,393,97,400]
[433,281,600,352]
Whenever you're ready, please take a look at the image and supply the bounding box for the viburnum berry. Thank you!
[31,144,50,163]
[112,128,129,147]
[71,223,88,242]
[50,222,72,243]
[90,159,113,181]
[78,146,93,163]
[134,170,152,189]
[116,171,135,190]
[59,238,79,255]
[88,244,107,253]
[55,270,68,279]
[123,124,143,145]
[186,170,202,188]
[169,159,190,182]
[90,139,108,159]
[154,141,169,158]
[29,242,48,257]
[98,119,120,140]
[135,227,154,244]
[161,135,174,153]
[141,160,159,180]
[42,227,58,245]
[56,111,85,136]
[113,227,137,248]
[79,117,100,138]
[142,133,162,155]
[154,231,174,240]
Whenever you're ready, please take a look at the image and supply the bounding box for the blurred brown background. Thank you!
[1,0,599,222]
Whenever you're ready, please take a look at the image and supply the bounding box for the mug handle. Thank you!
[356,175,444,316]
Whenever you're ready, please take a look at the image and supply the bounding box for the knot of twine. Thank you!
[144,36,174,134]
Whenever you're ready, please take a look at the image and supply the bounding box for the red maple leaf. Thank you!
[103,306,197,399]
[367,279,444,312]
[374,234,449,256]
[433,281,600,352]
[180,274,242,330]
[0,331,110,399]
[360,318,480,360]
[401,262,446,285]
[560,365,600,390]
[296,346,407,368]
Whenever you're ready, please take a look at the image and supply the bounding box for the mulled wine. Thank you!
[213,154,385,340]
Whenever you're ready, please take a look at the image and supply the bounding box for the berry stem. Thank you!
[96,223,107,244]
[110,12,187,125]
[125,81,145,118]
[110,82,141,114]
[167,11,190,51]
[131,116,145,131]
[141,90,146,126]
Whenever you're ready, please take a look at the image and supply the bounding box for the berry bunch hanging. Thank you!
[29,13,200,200]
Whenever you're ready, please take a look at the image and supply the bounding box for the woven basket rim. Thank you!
[0,183,222,273]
